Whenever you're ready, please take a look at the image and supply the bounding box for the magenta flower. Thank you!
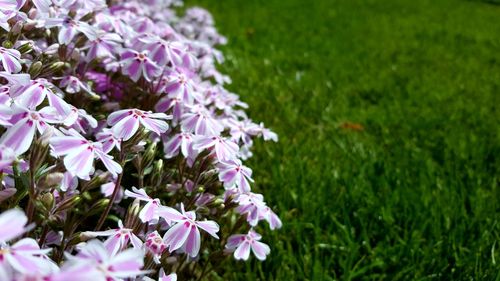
[226,230,270,261]
[83,220,143,256]
[217,159,253,192]
[158,203,219,257]
[107,109,171,141]
[193,135,239,162]
[0,105,60,155]
[50,129,123,179]
[124,187,161,223]
[0,47,21,73]
[119,49,161,82]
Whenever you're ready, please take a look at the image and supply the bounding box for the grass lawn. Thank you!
[185,0,500,279]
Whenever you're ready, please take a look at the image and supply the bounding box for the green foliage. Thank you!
[186,0,500,279]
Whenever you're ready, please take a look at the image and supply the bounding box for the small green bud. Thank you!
[54,195,81,214]
[28,61,43,78]
[17,42,33,54]
[46,61,65,73]
[2,41,13,48]
[40,193,55,210]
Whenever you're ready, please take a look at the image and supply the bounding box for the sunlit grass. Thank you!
[186,0,500,279]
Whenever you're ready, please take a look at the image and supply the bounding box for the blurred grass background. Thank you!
[186,0,500,279]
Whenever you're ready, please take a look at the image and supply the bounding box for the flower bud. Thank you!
[145,231,166,256]
[28,61,43,78]
[40,192,55,210]
[45,172,64,187]
[46,61,65,73]
[2,41,13,48]
[54,195,82,214]
[17,42,33,54]
[142,142,157,168]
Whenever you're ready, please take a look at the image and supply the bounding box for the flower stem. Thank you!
[94,145,125,231]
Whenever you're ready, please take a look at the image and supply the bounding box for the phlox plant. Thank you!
[0,0,281,280]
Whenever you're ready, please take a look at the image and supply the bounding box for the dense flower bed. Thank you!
[0,0,280,280]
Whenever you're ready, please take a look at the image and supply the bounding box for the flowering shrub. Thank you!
[0,0,281,280]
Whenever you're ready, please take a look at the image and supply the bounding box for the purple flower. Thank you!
[0,105,60,155]
[0,209,29,243]
[50,129,123,179]
[83,31,122,61]
[226,230,270,261]
[124,187,161,223]
[107,108,171,141]
[193,135,239,162]
[157,203,219,257]
[119,49,161,82]
[163,132,195,159]
[144,231,166,262]
[0,237,56,276]
[0,47,21,73]
[0,144,15,171]
[82,220,143,256]
[96,128,121,153]
[141,37,185,67]
[181,107,224,136]
[44,16,97,45]
[58,75,96,96]
[217,159,253,192]
[58,239,147,281]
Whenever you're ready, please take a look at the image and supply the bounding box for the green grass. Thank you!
[185,0,500,279]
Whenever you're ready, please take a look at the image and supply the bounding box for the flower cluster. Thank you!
[0,0,280,280]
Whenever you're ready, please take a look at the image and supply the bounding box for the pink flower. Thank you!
[193,135,239,162]
[0,105,60,155]
[107,109,171,141]
[226,230,270,261]
[157,203,219,257]
[0,47,21,73]
[50,129,123,179]
[217,159,253,192]
[124,187,161,223]
[83,220,143,256]
[119,49,161,82]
